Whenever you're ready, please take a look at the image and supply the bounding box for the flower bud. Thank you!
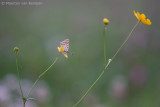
[108,59,112,63]
[13,47,19,54]
[103,18,109,25]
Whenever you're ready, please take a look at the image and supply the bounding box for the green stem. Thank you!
[26,55,60,99]
[23,101,26,107]
[15,54,24,98]
[103,26,107,67]
[73,60,111,107]
[111,21,140,61]
[73,21,140,107]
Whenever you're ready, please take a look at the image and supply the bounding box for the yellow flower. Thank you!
[57,46,68,58]
[133,10,151,25]
[103,18,109,25]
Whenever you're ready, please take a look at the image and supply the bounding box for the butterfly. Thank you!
[57,39,70,58]
[60,39,69,54]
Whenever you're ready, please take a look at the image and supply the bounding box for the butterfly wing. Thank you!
[60,39,69,53]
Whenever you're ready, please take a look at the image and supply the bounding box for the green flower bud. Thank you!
[13,47,19,54]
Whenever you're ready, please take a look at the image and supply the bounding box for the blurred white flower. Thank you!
[4,74,19,91]
[21,79,33,97]
[0,74,51,107]
[32,80,51,103]
[110,75,128,100]
[0,85,11,102]
[14,98,37,107]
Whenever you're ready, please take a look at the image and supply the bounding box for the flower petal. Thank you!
[146,19,152,25]
[62,53,68,58]
[141,19,147,25]
[133,11,139,20]
[141,13,146,20]
[137,12,141,20]
[57,47,60,52]
[57,46,64,53]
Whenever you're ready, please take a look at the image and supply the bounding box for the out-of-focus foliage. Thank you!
[0,0,160,107]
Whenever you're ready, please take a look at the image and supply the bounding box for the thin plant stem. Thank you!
[15,54,24,98]
[73,60,111,107]
[23,102,26,107]
[103,26,107,67]
[111,21,140,61]
[73,21,140,107]
[26,55,60,99]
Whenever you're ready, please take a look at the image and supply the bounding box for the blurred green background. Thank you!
[0,0,160,107]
